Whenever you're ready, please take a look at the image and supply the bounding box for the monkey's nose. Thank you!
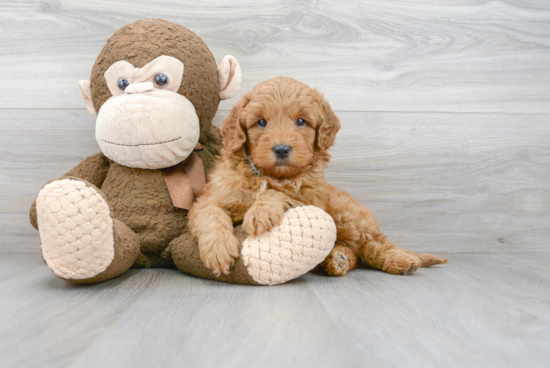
[125,82,154,94]
[273,145,292,160]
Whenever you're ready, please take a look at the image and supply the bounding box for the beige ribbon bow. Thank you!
[163,143,205,210]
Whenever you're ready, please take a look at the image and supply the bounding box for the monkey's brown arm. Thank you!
[30,153,111,229]
[195,126,222,180]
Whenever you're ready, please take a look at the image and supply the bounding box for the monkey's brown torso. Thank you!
[28,19,257,284]
[102,162,188,256]
[28,136,222,269]
[101,137,221,266]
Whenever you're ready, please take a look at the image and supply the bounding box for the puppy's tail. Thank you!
[404,249,449,267]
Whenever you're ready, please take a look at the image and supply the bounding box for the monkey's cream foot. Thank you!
[36,179,139,283]
[241,206,336,285]
[171,206,337,286]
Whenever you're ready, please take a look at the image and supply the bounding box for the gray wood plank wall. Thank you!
[1,0,549,253]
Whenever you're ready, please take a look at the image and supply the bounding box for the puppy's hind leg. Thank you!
[402,248,449,268]
[326,184,447,275]
[360,236,448,275]
[320,242,358,277]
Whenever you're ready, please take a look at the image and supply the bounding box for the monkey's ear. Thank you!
[78,80,97,117]
[218,56,242,100]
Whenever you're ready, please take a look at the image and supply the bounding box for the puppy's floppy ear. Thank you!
[316,99,341,151]
[221,97,248,153]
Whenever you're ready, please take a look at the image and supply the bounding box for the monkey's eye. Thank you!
[117,78,129,91]
[296,118,306,127]
[257,119,267,128]
[154,73,168,88]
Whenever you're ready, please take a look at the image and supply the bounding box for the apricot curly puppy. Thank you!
[189,76,448,277]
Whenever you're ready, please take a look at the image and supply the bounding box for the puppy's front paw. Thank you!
[198,229,240,276]
[242,204,284,237]
[382,253,422,275]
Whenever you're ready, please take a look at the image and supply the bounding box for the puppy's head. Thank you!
[221,77,340,178]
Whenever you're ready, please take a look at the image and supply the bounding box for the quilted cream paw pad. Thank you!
[241,206,336,285]
[36,179,115,280]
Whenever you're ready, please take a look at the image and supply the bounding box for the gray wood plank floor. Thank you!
[1,252,549,368]
[1,1,549,367]
[2,109,549,253]
[1,0,549,113]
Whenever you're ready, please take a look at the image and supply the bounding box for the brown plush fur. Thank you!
[30,20,224,277]
[169,225,259,285]
[30,131,222,271]
[90,18,220,142]
[189,77,448,276]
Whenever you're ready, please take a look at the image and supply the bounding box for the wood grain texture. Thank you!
[0,0,549,112]
[1,3,549,368]
[308,253,550,368]
[2,109,549,253]
[0,253,548,368]
[328,111,550,253]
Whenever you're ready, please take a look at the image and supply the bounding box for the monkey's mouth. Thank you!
[102,136,182,147]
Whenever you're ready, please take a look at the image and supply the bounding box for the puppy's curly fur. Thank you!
[189,77,448,277]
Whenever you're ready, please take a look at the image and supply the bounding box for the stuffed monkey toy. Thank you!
[29,19,337,286]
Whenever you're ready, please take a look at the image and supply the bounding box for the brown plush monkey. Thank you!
[29,19,337,285]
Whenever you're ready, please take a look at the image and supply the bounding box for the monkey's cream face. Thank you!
[95,56,200,169]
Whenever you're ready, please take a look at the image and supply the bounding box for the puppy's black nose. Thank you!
[273,145,291,160]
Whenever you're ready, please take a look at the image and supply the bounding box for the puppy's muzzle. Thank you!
[273,144,291,160]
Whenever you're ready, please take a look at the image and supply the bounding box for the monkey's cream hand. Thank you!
[198,229,240,276]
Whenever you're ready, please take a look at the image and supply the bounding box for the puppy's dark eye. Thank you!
[257,119,267,128]
[118,78,129,91]
[296,118,306,127]
[154,73,168,87]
